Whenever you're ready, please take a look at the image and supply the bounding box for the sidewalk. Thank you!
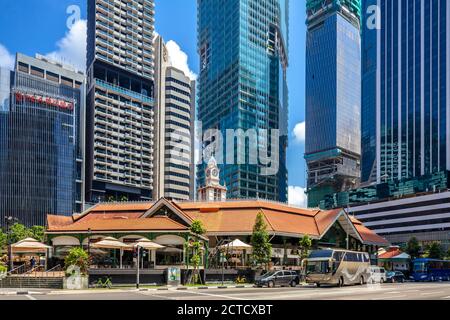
[0,284,257,296]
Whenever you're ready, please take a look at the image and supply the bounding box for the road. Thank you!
[2,282,450,300]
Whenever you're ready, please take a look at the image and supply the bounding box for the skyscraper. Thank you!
[86,0,156,203]
[197,0,289,202]
[0,53,85,227]
[154,35,196,201]
[305,0,362,207]
[361,0,450,184]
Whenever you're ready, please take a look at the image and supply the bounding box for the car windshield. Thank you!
[306,261,330,274]
[386,272,395,277]
[413,262,427,273]
[261,271,278,279]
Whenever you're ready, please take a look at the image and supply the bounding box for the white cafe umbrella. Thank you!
[218,239,252,267]
[218,239,252,251]
[91,237,132,269]
[133,238,165,250]
[11,238,52,270]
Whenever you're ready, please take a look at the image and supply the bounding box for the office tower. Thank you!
[0,53,85,227]
[361,0,450,185]
[305,0,362,207]
[360,0,378,185]
[86,0,156,203]
[154,36,196,201]
[197,0,289,202]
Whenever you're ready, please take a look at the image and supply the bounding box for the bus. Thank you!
[412,259,450,282]
[302,249,371,287]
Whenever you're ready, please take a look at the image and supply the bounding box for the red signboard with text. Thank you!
[15,92,74,111]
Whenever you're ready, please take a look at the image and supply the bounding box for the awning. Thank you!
[91,237,132,251]
[218,239,252,251]
[11,238,52,253]
[133,238,165,250]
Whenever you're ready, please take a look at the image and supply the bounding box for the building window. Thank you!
[30,66,44,78]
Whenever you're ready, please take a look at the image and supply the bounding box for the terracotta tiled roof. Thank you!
[352,220,389,246]
[47,215,73,228]
[313,209,343,235]
[186,209,273,234]
[378,247,403,259]
[47,217,188,232]
[46,198,389,246]
[177,201,319,217]
[262,209,320,236]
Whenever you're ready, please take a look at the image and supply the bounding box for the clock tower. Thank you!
[197,157,227,201]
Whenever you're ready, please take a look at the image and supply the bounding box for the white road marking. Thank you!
[421,291,445,296]
[179,290,249,301]
[25,295,37,301]
[372,295,408,300]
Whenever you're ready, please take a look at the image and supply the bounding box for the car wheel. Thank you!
[268,281,275,288]
[338,277,344,288]
[401,278,405,283]
[380,279,384,284]
[290,280,297,288]
[316,283,321,288]
[360,276,365,285]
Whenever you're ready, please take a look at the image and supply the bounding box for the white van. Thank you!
[369,266,387,284]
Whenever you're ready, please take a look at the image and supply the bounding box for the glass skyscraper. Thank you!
[86,0,155,203]
[0,53,85,227]
[305,0,362,207]
[361,0,450,184]
[197,0,289,202]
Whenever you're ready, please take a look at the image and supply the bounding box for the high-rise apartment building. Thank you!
[154,36,196,201]
[0,53,85,227]
[361,0,450,185]
[305,0,362,207]
[197,0,289,202]
[86,0,156,203]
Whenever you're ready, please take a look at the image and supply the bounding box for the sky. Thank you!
[0,0,308,206]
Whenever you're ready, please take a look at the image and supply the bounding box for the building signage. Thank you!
[15,92,74,111]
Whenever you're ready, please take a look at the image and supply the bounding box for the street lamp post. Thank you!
[87,228,92,256]
[4,216,18,271]
[136,245,141,289]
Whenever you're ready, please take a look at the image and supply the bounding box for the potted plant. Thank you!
[63,247,90,290]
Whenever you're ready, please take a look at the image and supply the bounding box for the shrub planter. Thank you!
[63,275,89,290]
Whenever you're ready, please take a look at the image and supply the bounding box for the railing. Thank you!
[7,264,27,276]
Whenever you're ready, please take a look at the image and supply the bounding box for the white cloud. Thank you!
[293,121,305,144]
[0,43,14,70]
[46,19,87,72]
[288,186,308,208]
[166,40,197,81]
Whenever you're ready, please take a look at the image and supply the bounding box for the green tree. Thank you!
[426,242,444,260]
[406,237,421,259]
[299,235,312,262]
[9,223,32,244]
[0,230,7,251]
[64,247,89,275]
[186,220,206,285]
[29,226,45,243]
[250,212,272,269]
[190,220,206,236]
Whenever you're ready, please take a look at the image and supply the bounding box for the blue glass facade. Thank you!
[0,56,83,227]
[361,0,449,184]
[305,1,362,207]
[197,0,289,202]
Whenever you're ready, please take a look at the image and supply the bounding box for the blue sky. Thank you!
[0,0,307,205]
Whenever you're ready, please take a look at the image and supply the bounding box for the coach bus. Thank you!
[412,259,450,282]
[303,249,371,287]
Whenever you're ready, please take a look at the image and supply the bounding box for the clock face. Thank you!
[212,169,219,177]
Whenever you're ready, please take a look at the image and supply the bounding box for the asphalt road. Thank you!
[3,282,450,300]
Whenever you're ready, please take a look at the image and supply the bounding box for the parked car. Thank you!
[369,266,387,284]
[255,270,300,288]
[386,271,406,283]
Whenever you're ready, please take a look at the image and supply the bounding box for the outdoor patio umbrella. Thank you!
[91,237,132,269]
[218,239,252,267]
[133,238,165,250]
[11,238,52,270]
